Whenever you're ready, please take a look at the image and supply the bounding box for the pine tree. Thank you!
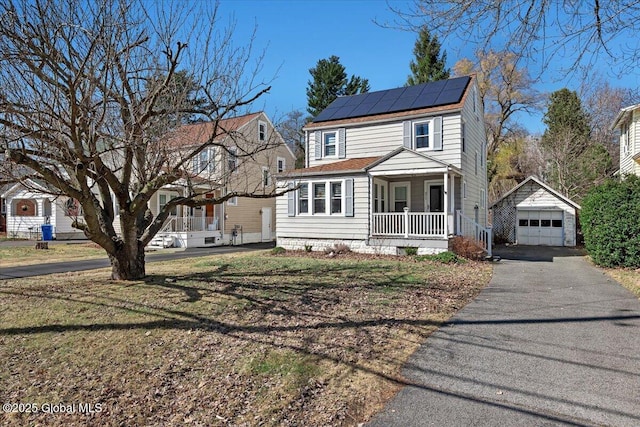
[541,88,610,201]
[407,26,450,86]
[306,56,369,117]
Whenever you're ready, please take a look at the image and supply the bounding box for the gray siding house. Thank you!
[612,103,640,177]
[275,75,490,255]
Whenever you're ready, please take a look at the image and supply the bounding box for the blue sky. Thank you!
[217,0,640,134]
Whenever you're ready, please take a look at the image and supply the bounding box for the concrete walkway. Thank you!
[369,246,640,426]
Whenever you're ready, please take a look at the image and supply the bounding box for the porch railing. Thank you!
[371,211,446,238]
[159,216,220,233]
[456,210,492,257]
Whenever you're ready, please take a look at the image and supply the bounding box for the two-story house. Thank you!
[276,75,490,255]
[2,112,295,246]
[144,112,295,248]
[613,103,640,177]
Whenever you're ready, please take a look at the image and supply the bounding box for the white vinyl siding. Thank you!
[276,175,369,240]
[492,180,578,246]
[619,110,640,177]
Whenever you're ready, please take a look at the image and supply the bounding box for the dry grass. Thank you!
[0,251,492,426]
[0,243,107,267]
[603,268,640,299]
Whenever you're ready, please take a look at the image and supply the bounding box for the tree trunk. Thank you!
[108,241,146,280]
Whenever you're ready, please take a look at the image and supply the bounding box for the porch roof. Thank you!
[366,147,462,176]
[277,156,382,178]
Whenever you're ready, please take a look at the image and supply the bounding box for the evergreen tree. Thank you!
[306,56,369,117]
[407,26,450,85]
[541,88,610,201]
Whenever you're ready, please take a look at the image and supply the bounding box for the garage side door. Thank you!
[517,210,564,246]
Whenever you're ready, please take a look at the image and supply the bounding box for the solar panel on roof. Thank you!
[366,100,396,115]
[328,96,351,108]
[436,88,465,105]
[391,96,417,111]
[311,76,471,122]
[349,102,377,117]
[379,87,405,101]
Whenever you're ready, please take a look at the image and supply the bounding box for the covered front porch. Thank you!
[369,169,460,239]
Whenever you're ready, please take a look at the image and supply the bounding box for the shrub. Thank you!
[581,176,640,268]
[404,247,418,256]
[450,236,486,260]
[304,244,313,252]
[416,251,463,264]
[271,246,286,255]
[324,243,351,255]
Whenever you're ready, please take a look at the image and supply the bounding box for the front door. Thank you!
[427,184,444,212]
[261,207,272,241]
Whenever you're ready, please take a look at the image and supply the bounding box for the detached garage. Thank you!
[490,176,581,247]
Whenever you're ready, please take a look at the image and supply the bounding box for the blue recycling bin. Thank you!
[41,224,53,241]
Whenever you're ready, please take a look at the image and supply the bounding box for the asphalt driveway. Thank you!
[369,245,640,426]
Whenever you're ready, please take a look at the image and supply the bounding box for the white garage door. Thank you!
[517,210,564,246]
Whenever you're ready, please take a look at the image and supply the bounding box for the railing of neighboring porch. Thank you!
[160,216,219,233]
[456,210,492,257]
[371,210,446,238]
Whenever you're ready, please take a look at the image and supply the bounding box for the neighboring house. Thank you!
[145,112,295,248]
[1,179,86,239]
[3,112,295,245]
[612,103,640,177]
[275,75,490,255]
[491,176,580,247]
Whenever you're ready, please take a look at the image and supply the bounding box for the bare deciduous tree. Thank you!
[453,50,540,155]
[0,0,286,280]
[390,1,640,76]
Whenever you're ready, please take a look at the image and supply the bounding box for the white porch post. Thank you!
[443,171,449,237]
[403,207,409,238]
[450,174,455,234]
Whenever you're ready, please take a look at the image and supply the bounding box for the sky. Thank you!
[216,0,640,134]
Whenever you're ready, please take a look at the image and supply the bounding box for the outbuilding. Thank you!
[490,176,581,247]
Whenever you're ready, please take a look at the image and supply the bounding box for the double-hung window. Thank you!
[298,183,309,214]
[277,157,285,173]
[227,147,238,173]
[324,132,336,156]
[414,122,430,149]
[159,194,177,216]
[262,166,270,187]
[313,183,326,214]
[258,120,267,141]
[330,182,342,214]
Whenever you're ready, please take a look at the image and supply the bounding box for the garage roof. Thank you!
[490,176,581,210]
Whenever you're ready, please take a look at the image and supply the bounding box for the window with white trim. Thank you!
[414,121,430,149]
[262,166,270,187]
[298,183,309,214]
[227,196,238,206]
[227,147,238,173]
[313,183,326,214]
[330,182,342,214]
[461,121,466,153]
[159,193,177,216]
[373,180,387,213]
[1,198,6,214]
[277,157,286,173]
[323,132,336,157]
[391,182,410,212]
[622,123,631,156]
[295,180,350,216]
[480,189,486,208]
[475,151,478,175]
[258,120,267,141]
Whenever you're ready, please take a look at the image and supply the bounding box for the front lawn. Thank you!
[0,243,108,267]
[0,251,492,426]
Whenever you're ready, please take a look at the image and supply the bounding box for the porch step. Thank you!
[148,235,175,249]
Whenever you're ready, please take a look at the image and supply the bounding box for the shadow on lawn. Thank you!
[3,259,640,425]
